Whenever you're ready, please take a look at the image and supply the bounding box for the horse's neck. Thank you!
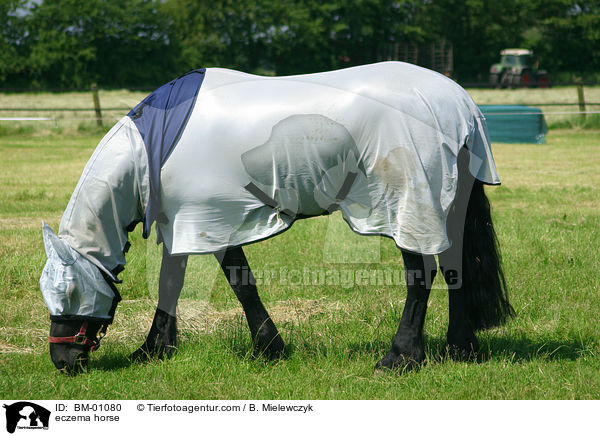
[58,118,148,280]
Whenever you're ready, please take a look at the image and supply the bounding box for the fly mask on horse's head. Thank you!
[39,222,121,373]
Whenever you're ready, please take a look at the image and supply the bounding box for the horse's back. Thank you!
[201,62,477,129]
[157,62,498,256]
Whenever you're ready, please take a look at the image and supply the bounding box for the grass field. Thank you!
[0,112,599,398]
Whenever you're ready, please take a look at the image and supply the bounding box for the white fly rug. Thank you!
[57,62,500,282]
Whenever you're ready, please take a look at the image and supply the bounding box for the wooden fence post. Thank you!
[91,83,103,127]
[575,78,586,121]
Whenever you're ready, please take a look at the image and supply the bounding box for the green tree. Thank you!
[531,0,600,77]
[165,0,426,75]
[0,0,26,86]
[3,0,597,89]
[24,0,174,88]
[164,0,330,74]
[422,0,537,81]
[165,0,271,72]
[328,0,425,67]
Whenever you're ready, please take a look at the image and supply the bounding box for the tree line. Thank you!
[1,0,598,89]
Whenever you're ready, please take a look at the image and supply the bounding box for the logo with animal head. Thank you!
[3,402,50,433]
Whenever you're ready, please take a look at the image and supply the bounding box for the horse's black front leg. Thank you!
[376,250,436,371]
[215,247,285,360]
[131,245,187,361]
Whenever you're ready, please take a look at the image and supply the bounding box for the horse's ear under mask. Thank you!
[39,222,121,323]
[42,221,75,264]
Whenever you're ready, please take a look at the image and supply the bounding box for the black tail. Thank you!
[448,149,515,331]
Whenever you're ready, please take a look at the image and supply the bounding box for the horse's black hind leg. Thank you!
[215,247,285,360]
[439,250,479,361]
[131,246,187,361]
[376,250,436,372]
[446,289,479,360]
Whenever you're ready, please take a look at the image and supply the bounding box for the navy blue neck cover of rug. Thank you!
[128,69,206,237]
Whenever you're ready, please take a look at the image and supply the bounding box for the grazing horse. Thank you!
[39,62,514,373]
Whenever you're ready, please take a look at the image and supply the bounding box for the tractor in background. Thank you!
[490,49,550,88]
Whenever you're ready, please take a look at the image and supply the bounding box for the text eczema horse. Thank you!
[40,62,514,374]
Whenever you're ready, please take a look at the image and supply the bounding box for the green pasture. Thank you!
[0,109,599,398]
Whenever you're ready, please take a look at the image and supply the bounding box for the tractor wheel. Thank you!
[519,70,533,87]
[490,73,500,87]
[499,71,511,88]
[510,73,521,88]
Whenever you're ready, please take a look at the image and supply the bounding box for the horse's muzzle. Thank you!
[49,320,102,374]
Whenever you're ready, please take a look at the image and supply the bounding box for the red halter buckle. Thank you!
[48,321,107,352]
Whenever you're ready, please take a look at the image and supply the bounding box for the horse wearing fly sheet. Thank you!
[40,62,514,374]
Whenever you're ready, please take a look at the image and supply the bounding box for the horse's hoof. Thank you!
[253,334,285,361]
[445,342,479,362]
[446,331,479,362]
[129,346,152,362]
[375,351,424,373]
[129,343,176,362]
